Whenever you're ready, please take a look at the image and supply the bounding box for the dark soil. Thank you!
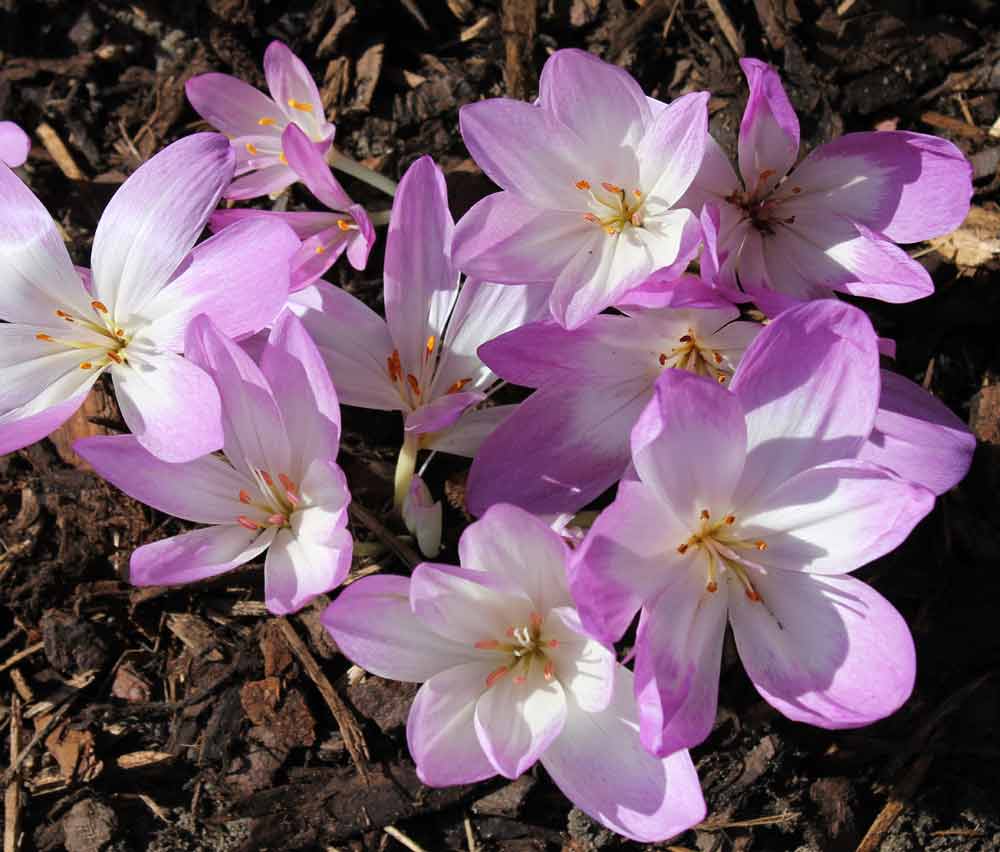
[2,1,1000,850]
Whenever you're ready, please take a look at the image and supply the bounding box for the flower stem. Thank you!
[394,431,420,511]
[368,209,392,226]
[328,147,398,198]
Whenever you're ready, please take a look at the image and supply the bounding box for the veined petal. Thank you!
[185,73,284,139]
[730,570,916,728]
[420,403,516,458]
[674,135,740,216]
[210,207,337,240]
[111,348,224,463]
[545,607,616,713]
[0,121,31,168]
[737,59,799,193]
[282,123,352,210]
[860,370,975,495]
[740,460,934,575]
[731,300,880,507]
[631,369,747,522]
[547,228,619,330]
[384,156,459,375]
[0,386,90,457]
[264,40,334,143]
[466,377,652,517]
[224,164,298,201]
[540,667,706,843]
[129,524,275,587]
[0,163,94,323]
[408,662,498,786]
[321,574,484,682]
[142,218,297,351]
[404,391,484,435]
[287,282,401,412]
[474,661,567,779]
[74,434,253,524]
[452,192,590,285]
[91,134,235,320]
[637,91,710,207]
[264,525,351,614]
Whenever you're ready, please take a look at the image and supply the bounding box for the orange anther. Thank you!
[258,117,277,126]
[237,515,260,531]
[530,612,543,629]
[114,328,126,338]
[261,471,273,486]
[387,350,402,382]
[724,514,736,525]
[446,378,471,394]
[658,353,668,366]
[239,490,252,504]
[679,334,692,343]
[287,98,313,112]
[706,580,719,593]
[677,543,689,555]
[245,142,258,155]
[278,473,297,494]
[106,351,123,364]
[791,185,801,194]
[35,333,54,342]
[514,674,527,684]
[601,182,622,194]
[633,188,643,198]
[575,179,591,190]
[315,245,325,254]
[746,588,762,602]
[425,335,436,356]
[755,540,768,551]
[406,374,421,395]
[475,640,500,650]
[267,513,286,525]
[718,375,727,384]
[547,639,559,648]
[505,627,516,638]
[700,509,711,520]
[336,218,351,231]
[55,309,71,318]
[278,152,288,165]
[79,361,93,370]
[583,213,600,224]
[759,169,775,183]
[713,351,723,364]
[486,666,509,688]
[91,300,109,314]
[543,661,555,681]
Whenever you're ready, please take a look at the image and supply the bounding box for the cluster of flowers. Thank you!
[0,43,976,841]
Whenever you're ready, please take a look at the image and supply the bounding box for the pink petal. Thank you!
[731,300,880,506]
[420,403,516,458]
[631,369,747,521]
[0,121,30,168]
[185,73,283,139]
[408,662,498,786]
[674,134,740,215]
[264,526,351,614]
[210,207,335,240]
[737,59,799,193]
[402,475,443,558]
[0,390,88,457]
[129,524,273,586]
[282,123,352,210]
[224,163,298,201]
[321,574,481,682]
[474,662,567,778]
[143,217,297,351]
[729,570,916,728]
[636,91,710,207]
[404,390,485,435]
[111,349,224,463]
[860,370,974,495]
[264,41,334,143]
[540,667,706,843]
[545,607,616,713]
[91,133,235,319]
[74,434,251,523]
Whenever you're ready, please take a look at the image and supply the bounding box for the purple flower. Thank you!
[452,48,709,330]
[75,313,352,615]
[0,134,297,462]
[0,121,30,168]
[572,300,935,756]
[679,58,972,304]
[186,41,335,200]
[322,504,706,842]
[211,124,375,290]
[289,155,548,507]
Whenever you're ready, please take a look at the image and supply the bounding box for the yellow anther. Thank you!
[406,374,421,396]
[315,245,326,254]
[724,514,736,525]
[35,333,54,342]
[755,540,768,551]
[633,188,643,198]
[106,351,123,364]
[575,180,591,190]
[91,300,109,314]
[601,182,622,194]
[287,98,313,112]
[706,580,718,593]
[279,152,288,165]
[447,378,471,394]
[258,117,277,126]
[425,335,436,356]
[336,218,351,231]
[55,310,73,320]
[79,361,93,370]
[717,375,727,384]
[245,142,258,155]
[114,328,126,338]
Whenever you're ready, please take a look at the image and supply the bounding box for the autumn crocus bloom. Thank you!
[75,313,352,614]
[0,121,30,168]
[679,58,972,304]
[0,134,296,461]
[323,504,706,842]
[210,124,374,290]
[186,40,335,200]
[290,155,548,507]
[572,300,935,756]
[452,48,709,329]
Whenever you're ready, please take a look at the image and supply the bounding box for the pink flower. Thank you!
[0,134,297,462]
[289,155,548,507]
[452,48,709,330]
[210,124,375,290]
[679,59,972,304]
[572,300,935,756]
[186,41,335,200]
[75,312,352,615]
[0,121,30,168]
[322,504,706,843]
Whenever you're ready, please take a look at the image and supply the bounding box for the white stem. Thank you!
[328,148,398,198]
[394,431,420,511]
[369,209,392,227]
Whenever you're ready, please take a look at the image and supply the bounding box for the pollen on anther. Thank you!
[601,181,622,194]
[677,543,689,554]
[659,353,668,366]
[543,661,555,681]
[35,333,54,342]
[679,334,693,343]
[91,300,109,314]
[406,374,421,395]
[245,142,258,155]
[575,179,590,190]
[55,310,73,320]
[258,117,277,126]
[746,588,762,602]
[700,509,711,520]
[114,328,126,338]
[724,514,736,525]
[278,473,297,494]
[547,639,559,648]
[713,351,723,364]
[475,640,500,650]
[107,351,123,364]
[706,580,719,593]
[486,666,509,688]
[447,378,471,394]
[336,218,351,231]
[791,186,801,194]
[717,375,727,384]
[755,540,768,551]
[315,245,325,254]
[425,335,436,356]
[583,213,600,224]
[278,152,288,165]
[287,98,314,112]
[267,513,286,525]
[239,490,252,504]
[79,361,93,370]
[237,515,260,531]
[261,471,274,486]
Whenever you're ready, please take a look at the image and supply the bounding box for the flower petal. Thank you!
[860,370,975,495]
[0,121,31,168]
[408,662,498,785]
[264,525,351,614]
[402,475,443,558]
[322,574,482,682]
[111,348,224,463]
[404,390,484,435]
[282,123,352,210]
[91,133,235,319]
[731,300,880,507]
[636,91,709,207]
[545,607,616,713]
[224,164,298,200]
[185,73,283,139]
[264,40,334,143]
[420,403,516,458]
[737,59,800,193]
[540,667,707,843]
[129,524,274,587]
[729,570,916,728]
[0,389,89,457]
[474,661,567,779]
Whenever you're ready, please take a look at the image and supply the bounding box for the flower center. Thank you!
[36,300,131,371]
[235,469,302,532]
[676,509,768,601]
[385,341,473,411]
[726,169,801,236]
[475,611,561,687]
[658,329,731,384]
[575,179,646,235]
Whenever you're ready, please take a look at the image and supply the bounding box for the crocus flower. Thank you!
[452,48,709,330]
[0,121,30,168]
[467,208,760,516]
[210,124,374,290]
[75,313,352,614]
[187,41,335,200]
[572,300,935,756]
[678,58,972,304]
[322,504,706,842]
[0,133,297,462]
[289,155,548,507]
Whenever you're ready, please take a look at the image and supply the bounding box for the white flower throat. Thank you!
[475,611,561,688]
[235,468,304,532]
[677,508,769,601]
[575,179,647,235]
[35,300,131,371]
